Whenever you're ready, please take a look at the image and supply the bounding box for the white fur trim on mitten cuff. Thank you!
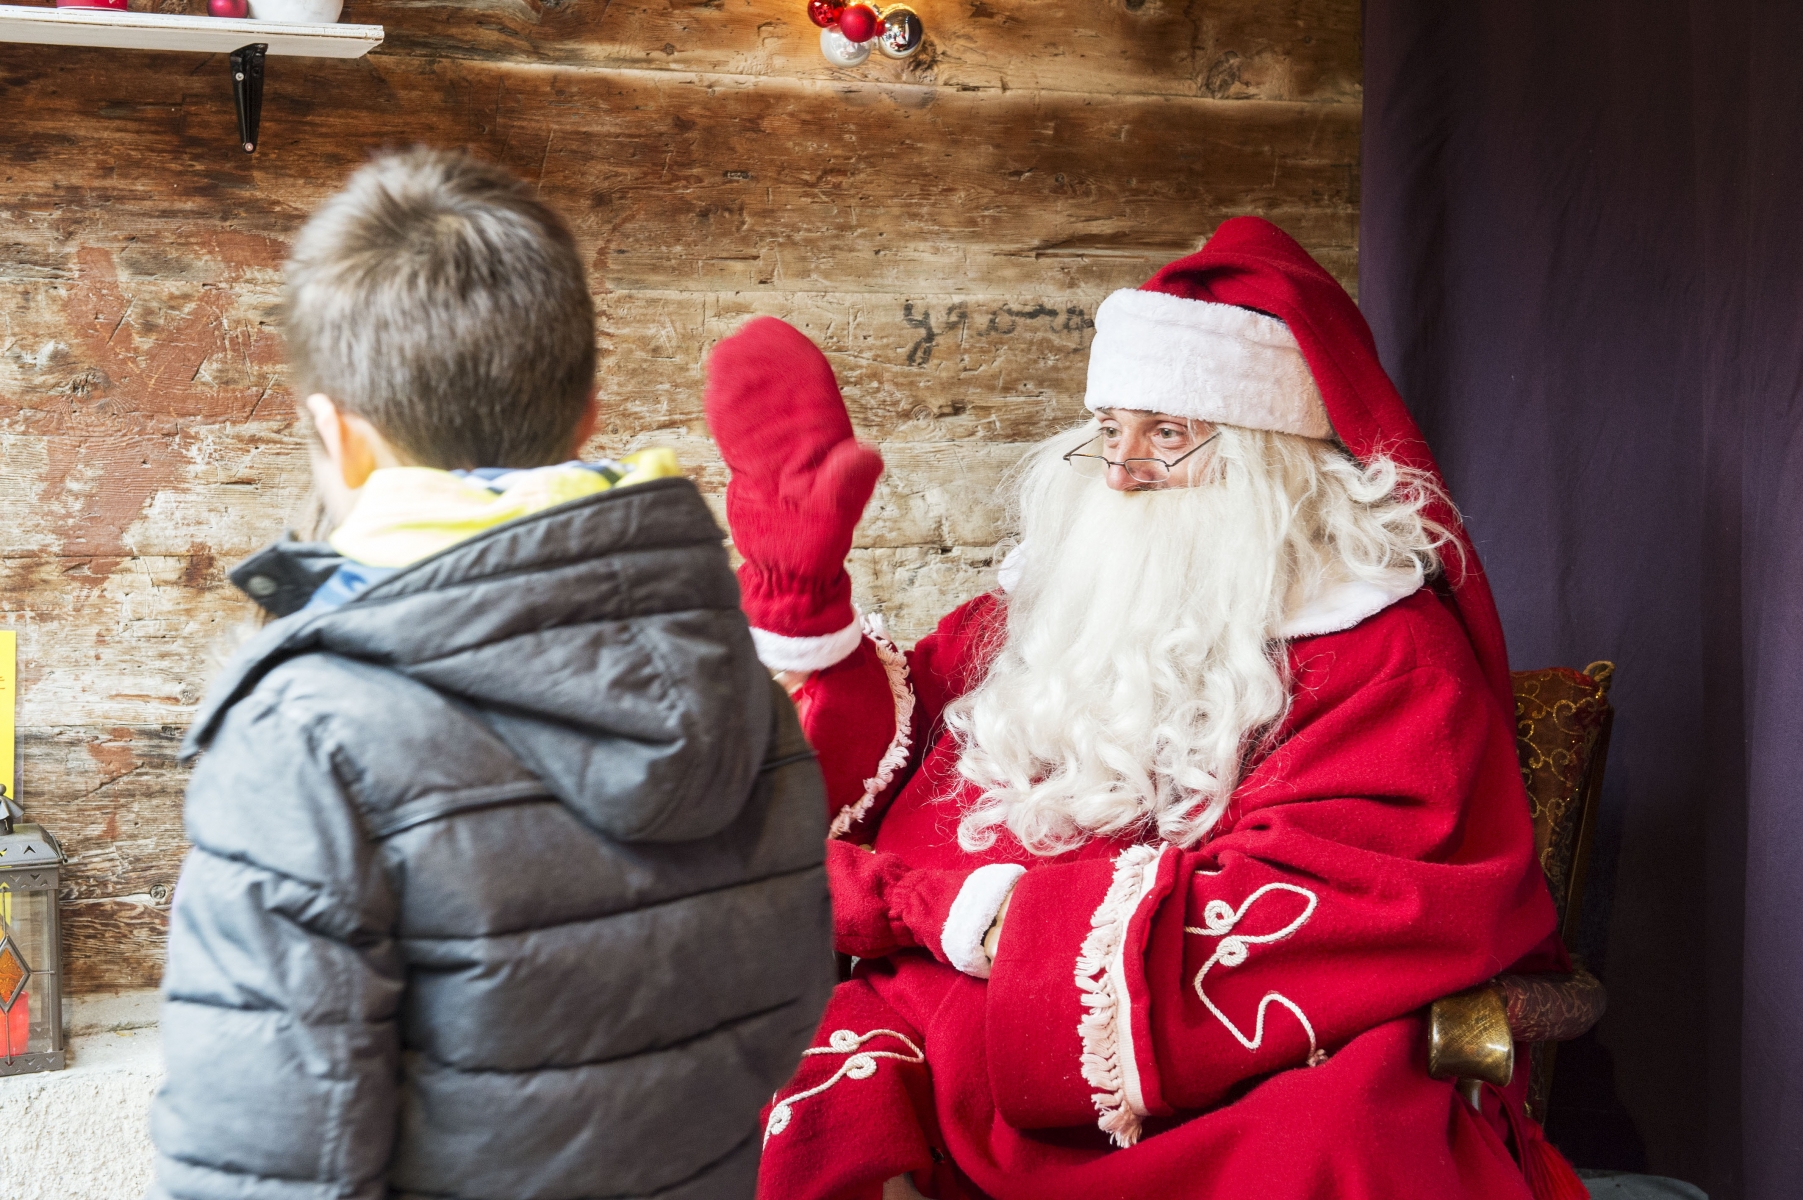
[941,863,1027,979]
[750,613,865,672]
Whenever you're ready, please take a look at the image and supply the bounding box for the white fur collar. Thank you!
[1278,577,1420,639]
[993,544,1417,640]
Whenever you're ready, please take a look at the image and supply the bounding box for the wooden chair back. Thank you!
[1508,661,1616,1117]
[1511,662,1615,948]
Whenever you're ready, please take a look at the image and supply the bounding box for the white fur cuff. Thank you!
[749,614,865,672]
[941,863,1026,979]
[1084,289,1332,439]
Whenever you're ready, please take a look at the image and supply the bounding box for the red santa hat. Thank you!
[1087,217,1515,715]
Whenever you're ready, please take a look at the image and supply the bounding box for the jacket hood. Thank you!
[186,477,772,845]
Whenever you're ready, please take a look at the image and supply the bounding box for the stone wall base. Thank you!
[0,990,160,1200]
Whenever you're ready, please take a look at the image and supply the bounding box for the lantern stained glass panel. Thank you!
[0,928,29,1060]
[0,863,63,1071]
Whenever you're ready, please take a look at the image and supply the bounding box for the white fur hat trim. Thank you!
[1084,289,1333,439]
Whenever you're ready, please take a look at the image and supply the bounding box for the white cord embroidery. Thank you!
[1184,882,1327,1066]
[828,613,915,838]
[763,1028,926,1142]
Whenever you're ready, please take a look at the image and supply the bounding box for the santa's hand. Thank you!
[827,840,1024,978]
[705,318,884,671]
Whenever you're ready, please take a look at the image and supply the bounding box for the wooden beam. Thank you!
[352,0,1360,101]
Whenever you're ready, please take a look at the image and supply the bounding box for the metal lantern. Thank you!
[0,789,67,1076]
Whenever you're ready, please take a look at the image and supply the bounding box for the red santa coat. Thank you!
[757,584,1567,1200]
[733,219,1582,1199]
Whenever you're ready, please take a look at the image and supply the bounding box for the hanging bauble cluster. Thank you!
[809,2,926,67]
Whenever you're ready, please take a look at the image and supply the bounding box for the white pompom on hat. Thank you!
[1083,284,1333,440]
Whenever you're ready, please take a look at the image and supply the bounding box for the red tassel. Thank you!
[1519,1133,1589,1200]
[1502,1098,1590,1200]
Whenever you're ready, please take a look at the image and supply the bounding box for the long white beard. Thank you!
[948,425,1446,856]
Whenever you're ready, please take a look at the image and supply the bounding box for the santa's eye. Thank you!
[1156,426,1186,441]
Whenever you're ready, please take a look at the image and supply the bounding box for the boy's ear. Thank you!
[305,393,390,490]
[306,394,348,470]
[569,389,602,458]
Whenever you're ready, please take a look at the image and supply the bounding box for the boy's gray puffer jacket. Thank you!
[149,477,835,1200]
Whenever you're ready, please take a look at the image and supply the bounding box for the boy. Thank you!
[149,149,833,1200]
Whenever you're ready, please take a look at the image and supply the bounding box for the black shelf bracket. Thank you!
[230,43,267,154]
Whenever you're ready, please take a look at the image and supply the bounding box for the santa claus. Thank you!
[704,218,1585,1200]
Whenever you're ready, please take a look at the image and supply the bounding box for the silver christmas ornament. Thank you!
[820,24,872,67]
[875,6,925,59]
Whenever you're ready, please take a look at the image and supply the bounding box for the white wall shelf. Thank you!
[0,5,382,57]
[0,4,386,153]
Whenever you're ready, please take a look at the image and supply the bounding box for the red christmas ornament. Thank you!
[806,0,845,29]
[207,0,248,15]
[836,3,879,42]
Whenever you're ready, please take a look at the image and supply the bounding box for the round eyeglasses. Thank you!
[1062,430,1221,484]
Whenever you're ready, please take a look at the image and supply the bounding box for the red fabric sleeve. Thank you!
[826,839,965,958]
[795,594,1005,839]
[793,638,897,831]
[902,593,1004,749]
[1144,664,1552,1111]
[981,596,1557,1142]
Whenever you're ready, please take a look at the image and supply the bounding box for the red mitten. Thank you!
[705,317,884,670]
[827,840,1024,977]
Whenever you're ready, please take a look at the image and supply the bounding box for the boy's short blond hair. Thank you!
[283,148,596,469]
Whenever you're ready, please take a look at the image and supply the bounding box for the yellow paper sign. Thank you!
[0,630,14,809]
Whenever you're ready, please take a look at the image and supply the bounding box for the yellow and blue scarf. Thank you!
[301,450,681,614]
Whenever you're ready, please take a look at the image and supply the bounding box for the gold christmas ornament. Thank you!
[875,5,924,59]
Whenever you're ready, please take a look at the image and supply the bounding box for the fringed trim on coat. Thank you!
[1075,842,1166,1148]
[829,613,915,839]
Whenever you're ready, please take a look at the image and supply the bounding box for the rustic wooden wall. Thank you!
[0,0,1360,991]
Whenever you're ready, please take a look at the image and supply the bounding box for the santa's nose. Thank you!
[1107,463,1168,492]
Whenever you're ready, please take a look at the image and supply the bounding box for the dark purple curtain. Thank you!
[1360,4,1803,1198]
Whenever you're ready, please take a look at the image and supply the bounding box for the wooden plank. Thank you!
[21,726,186,899]
[1,279,1111,567]
[849,543,1006,643]
[0,430,1042,723]
[596,291,1098,441]
[18,725,183,992]
[63,897,170,991]
[0,53,1360,296]
[341,0,1361,101]
[1,550,277,729]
